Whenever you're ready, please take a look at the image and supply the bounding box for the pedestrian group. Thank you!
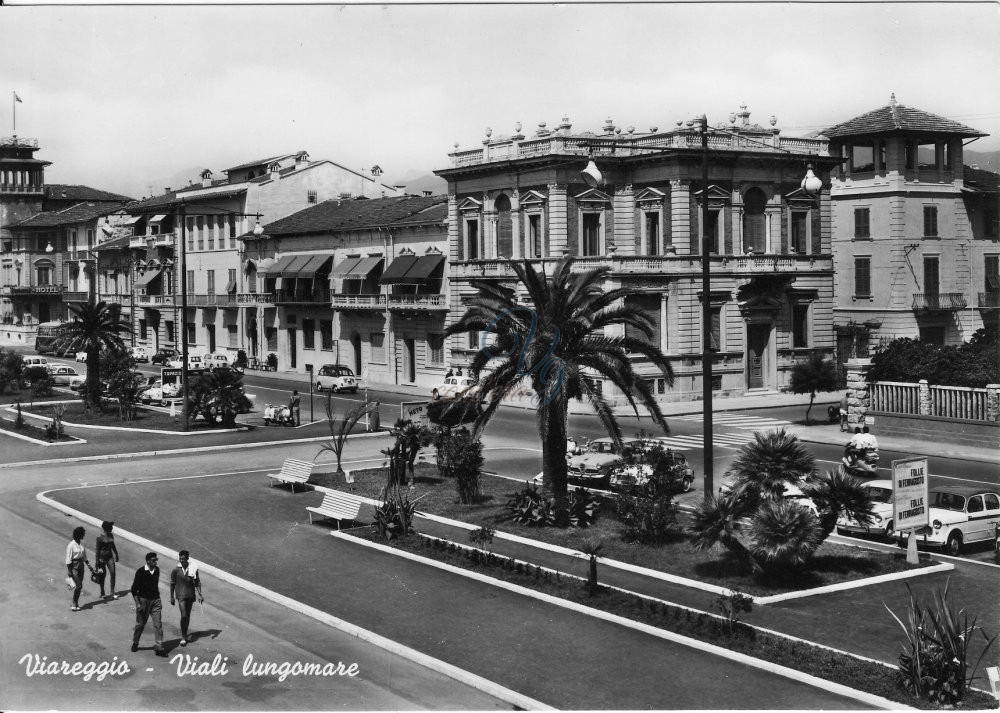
[64,522,205,657]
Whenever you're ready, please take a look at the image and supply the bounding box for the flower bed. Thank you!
[352,529,995,711]
[325,469,932,596]
[0,416,80,443]
[17,401,234,432]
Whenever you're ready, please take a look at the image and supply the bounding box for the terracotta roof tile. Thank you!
[823,100,987,139]
[964,165,999,193]
[44,184,134,202]
[11,202,122,229]
[262,195,447,236]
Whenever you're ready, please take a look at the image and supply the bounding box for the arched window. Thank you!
[742,188,767,254]
[495,194,513,258]
[34,259,55,286]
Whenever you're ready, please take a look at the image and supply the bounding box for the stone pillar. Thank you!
[547,183,568,256]
[614,184,635,256]
[845,357,872,429]
[669,180,691,256]
[986,384,1000,422]
[918,379,931,417]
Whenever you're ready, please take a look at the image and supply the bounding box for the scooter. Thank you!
[262,404,295,426]
[842,443,879,477]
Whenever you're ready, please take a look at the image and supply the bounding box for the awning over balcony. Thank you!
[342,256,383,279]
[117,216,142,226]
[148,214,168,224]
[296,255,333,278]
[225,279,237,294]
[268,254,307,277]
[133,269,162,289]
[379,255,419,284]
[331,257,361,277]
[402,254,445,283]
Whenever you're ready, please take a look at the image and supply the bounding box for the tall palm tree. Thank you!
[57,301,131,406]
[690,428,873,574]
[445,257,674,520]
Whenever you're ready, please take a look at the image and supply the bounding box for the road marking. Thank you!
[674,413,793,429]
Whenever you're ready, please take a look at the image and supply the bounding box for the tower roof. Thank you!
[822,95,987,139]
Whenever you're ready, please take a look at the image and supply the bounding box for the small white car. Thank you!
[129,346,149,363]
[430,375,478,401]
[75,351,88,362]
[47,364,82,385]
[140,380,181,406]
[166,355,204,370]
[902,487,1000,556]
[315,364,358,393]
[837,479,895,538]
[203,352,235,371]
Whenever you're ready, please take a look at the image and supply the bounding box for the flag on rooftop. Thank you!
[13,92,23,103]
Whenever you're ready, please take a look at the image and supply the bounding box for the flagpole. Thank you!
[12,92,15,134]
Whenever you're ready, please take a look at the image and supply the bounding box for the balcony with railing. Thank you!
[134,292,176,306]
[331,293,386,310]
[911,293,968,311]
[977,292,1000,309]
[387,293,448,311]
[236,292,274,306]
[63,291,92,303]
[451,253,833,281]
[274,288,332,305]
[448,129,829,168]
[188,293,238,307]
[129,237,147,249]
[0,183,44,195]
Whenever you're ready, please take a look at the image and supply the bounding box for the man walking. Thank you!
[169,550,203,647]
[289,389,301,426]
[130,552,165,656]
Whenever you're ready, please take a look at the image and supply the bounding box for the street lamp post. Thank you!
[696,115,716,498]
[179,203,190,432]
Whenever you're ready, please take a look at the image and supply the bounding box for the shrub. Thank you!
[433,426,484,504]
[567,487,601,528]
[13,401,24,429]
[0,348,24,395]
[266,352,278,370]
[616,489,679,544]
[29,369,54,398]
[506,483,556,527]
[715,591,754,635]
[469,525,494,552]
[884,579,998,706]
[869,330,1000,387]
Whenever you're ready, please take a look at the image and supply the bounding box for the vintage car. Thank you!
[129,345,150,363]
[609,446,696,494]
[430,375,479,401]
[203,352,242,372]
[166,354,204,370]
[566,436,642,488]
[315,364,358,393]
[900,486,1000,556]
[837,479,895,538]
[46,364,82,385]
[139,379,181,406]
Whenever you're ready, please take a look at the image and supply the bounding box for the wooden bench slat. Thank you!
[266,458,315,492]
[306,491,365,529]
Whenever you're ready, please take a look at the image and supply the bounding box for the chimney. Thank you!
[164,187,171,194]
[295,151,309,167]
[269,162,281,179]
[200,169,213,187]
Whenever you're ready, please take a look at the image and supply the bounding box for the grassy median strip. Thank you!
[354,528,995,711]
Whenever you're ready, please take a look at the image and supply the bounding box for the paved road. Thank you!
[33,457,876,710]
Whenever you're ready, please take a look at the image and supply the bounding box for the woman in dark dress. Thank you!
[95,521,120,599]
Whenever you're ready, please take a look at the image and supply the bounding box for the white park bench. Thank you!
[306,490,365,529]
[266,458,314,492]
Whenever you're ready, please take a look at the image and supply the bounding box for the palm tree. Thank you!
[186,369,251,427]
[690,428,873,574]
[445,257,675,520]
[57,301,131,407]
[788,353,839,425]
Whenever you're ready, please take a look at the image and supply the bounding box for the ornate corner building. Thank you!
[435,110,841,402]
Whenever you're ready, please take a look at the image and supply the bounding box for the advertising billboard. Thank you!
[892,457,929,532]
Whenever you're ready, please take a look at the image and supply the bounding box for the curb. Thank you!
[0,430,391,469]
[35,487,552,712]
[334,532,910,711]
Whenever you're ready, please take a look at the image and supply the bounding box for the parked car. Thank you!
[47,364,82,385]
[566,436,643,488]
[129,346,150,363]
[166,354,204,370]
[151,348,179,365]
[837,479,895,538]
[23,356,49,369]
[430,375,479,401]
[75,351,88,362]
[609,446,695,494]
[315,364,358,393]
[901,486,1000,556]
[203,352,238,371]
[139,380,181,406]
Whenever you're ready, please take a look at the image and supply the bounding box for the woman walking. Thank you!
[95,521,120,599]
[65,526,91,611]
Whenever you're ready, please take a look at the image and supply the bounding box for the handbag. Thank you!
[65,576,75,589]
[90,564,104,583]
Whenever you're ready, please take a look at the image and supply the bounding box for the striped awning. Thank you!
[379,255,419,285]
[331,257,361,277]
[344,256,383,279]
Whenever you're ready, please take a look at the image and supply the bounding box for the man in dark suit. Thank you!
[130,552,165,656]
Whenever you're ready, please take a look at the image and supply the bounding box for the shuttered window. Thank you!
[923,256,939,296]
[986,256,1000,291]
[924,206,938,237]
[320,320,333,350]
[854,257,871,297]
[854,208,870,239]
[624,295,661,350]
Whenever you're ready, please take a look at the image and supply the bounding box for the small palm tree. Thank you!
[445,257,674,521]
[690,428,872,575]
[789,353,840,425]
[57,302,131,407]
[186,369,250,427]
[316,395,373,475]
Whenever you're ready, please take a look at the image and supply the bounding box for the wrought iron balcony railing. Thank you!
[978,292,1000,309]
[330,293,386,309]
[387,294,447,310]
[911,293,967,311]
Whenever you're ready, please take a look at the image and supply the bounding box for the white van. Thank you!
[23,356,49,368]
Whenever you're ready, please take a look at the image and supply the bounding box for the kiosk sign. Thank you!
[892,457,929,531]
[400,401,429,425]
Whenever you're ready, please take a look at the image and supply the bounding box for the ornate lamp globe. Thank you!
[801,165,822,195]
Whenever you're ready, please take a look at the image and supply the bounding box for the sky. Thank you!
[2,2,999,200]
